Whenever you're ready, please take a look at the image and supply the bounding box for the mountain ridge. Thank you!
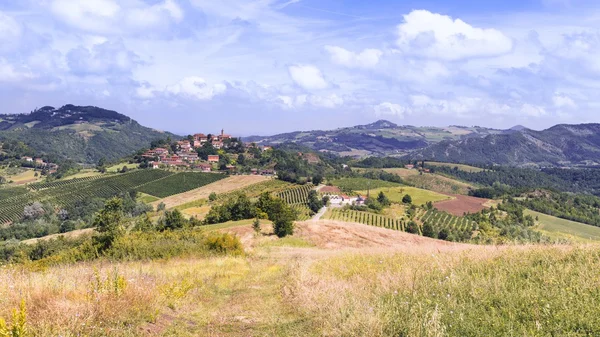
[0,105,177,164]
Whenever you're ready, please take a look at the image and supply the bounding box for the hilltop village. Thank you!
[138,129,274,174]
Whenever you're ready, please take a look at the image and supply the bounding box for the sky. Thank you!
[1,0,600,135]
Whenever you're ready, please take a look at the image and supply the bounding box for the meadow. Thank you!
[2,221,600,336]
[355,186,451,205]
[526,209,600,242]
[426,161,484,173]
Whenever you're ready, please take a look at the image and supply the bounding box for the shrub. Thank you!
[402,194,412,204]
[205,233,244,255]
[422,222,435,238]
[209,192,218,201]
[252,218,261,234]
[406,221,419,234]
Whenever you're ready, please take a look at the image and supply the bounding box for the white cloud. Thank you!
[0,11,21,42]
[396,10,512,60]
[0,59,34,83]
[521,103,547,117]
[66,40,141,76]
[50,0,183,34]
[308,94,343,108]
[553,93,577,109]
[166,76,226,100]
[374,102,406,118]
[325,45,382,68]
[288,64,328,90]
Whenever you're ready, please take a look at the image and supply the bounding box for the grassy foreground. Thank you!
[1,224,600,336]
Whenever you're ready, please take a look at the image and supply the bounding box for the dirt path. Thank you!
[150,175,270,209]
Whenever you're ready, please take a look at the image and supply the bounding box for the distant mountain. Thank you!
[245,120,507,157]
[0,105,177,163]
[409,124,600,167]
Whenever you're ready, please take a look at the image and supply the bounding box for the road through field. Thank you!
[150,175,270,209]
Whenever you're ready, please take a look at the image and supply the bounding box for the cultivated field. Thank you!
[150,175,270,209]
[434,194,491,216]
[355,186,451,205]
[402,173,473,195]
[427,161,484,172]
[2,220,598,336]
[526,209,600,242]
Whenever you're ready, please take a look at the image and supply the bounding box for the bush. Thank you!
[406,221,419,234]
[402,194,412,204]
[422,222,435,238]
[205,233,244,255]
[209,192,218,201]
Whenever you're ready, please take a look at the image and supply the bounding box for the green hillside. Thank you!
[526,209,600,241]
[0,105,177,164]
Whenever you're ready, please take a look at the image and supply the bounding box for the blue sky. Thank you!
[1,0,600,135]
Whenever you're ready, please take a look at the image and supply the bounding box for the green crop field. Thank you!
[0,170,175,224]
[324,208,409,232]
[420,208,477,239]
[355,186,451,205]
[330,177,400,191]
[276,184,314,206]
[526,209,600,241]
[136,172,226,198]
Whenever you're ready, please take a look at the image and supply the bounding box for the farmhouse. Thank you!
[149,161,160,169]
[22,156,33,162]
[208,155,219,163]
[198,163,212,172]
[405,164,415,170]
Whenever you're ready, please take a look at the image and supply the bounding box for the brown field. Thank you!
[434,194,491,216]
[150,175,270,209]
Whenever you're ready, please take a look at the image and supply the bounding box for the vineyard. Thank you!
[322,207,478,241]
[0,170,176,224]
[136,172,226,198]
[216,179,292,202]
[323,208,409,232]
[420,209,478,238]
[276,184,314,206]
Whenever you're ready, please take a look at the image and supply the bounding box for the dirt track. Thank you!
[151,175,270,209]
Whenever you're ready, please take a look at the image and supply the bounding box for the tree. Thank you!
[93,198,125,250]
[120,166,129,173]
[307,190,323,213]
[209,192,218,202]
[406,221,419,234]
[160,209,186,231]
[23,202,45,220]
[377,191,391,206]
[312,175,323,185]
[438,228,449,240]
[255,192,297,237]
[157,202,166,211]
[422,222,435,238]
[252,218,261,234]
[425,201,433,210]
[97,157,107,173]
[237,154,246,166]
[402,194,412,204]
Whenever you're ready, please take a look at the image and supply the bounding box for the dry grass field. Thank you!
[1,220,599,336]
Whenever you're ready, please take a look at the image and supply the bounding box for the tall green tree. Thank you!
[93,197,125,250]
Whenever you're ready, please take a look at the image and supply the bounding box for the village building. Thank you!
[22,156,33,162]
[198,163,212,172]
[149,161,160,169]
[405,164,415,170]
[208,155,219,163]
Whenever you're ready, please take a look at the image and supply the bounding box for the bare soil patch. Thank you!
[434,194,490,216]
[151,175,270,209]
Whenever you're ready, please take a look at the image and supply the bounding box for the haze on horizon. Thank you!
[1,0,600,135]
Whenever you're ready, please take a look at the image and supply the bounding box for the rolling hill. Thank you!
[409,124,600,167]
[0,105,177,164]
[245,120,508,157]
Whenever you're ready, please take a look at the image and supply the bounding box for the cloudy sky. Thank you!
[1,0,600,135]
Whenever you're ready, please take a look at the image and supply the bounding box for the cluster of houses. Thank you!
[320,186,367,207]
[21,156,59,173]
